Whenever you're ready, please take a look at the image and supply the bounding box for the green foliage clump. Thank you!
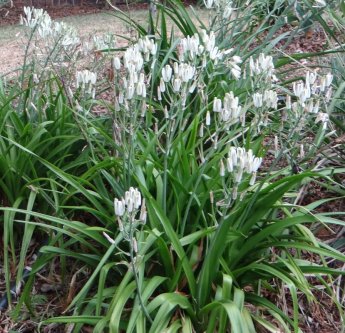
[1,1,345,332]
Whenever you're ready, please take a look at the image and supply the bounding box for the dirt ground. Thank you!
[0,7,147,75]
[0,2,209,75]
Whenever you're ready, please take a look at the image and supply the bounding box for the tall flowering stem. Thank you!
[113,187,152,323]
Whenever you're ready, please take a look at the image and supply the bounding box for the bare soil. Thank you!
[0,1,208,75]
[0,6,147,75]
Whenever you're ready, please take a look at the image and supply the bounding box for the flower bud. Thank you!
[113,57,121,70]
[213,97,222,112]
[205,111,211,126]
[114,198,125,216]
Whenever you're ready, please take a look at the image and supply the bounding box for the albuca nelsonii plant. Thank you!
[1,2,344,332]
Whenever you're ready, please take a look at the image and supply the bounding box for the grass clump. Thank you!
[1,1,344,332]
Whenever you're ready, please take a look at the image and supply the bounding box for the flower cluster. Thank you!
[204,0,234,19]
[20,7,79,48]
[114,187,142,216]
[113,37,158,106]
[105,188,146,254]
[20,7,47,28]
[159,62,196,96]
[292,71,333,107]
[114,187,147,230]
[178,31,241,78]
[253,90,278,109]
[76,70,97,98]
[179,34,205,61]
[124,46,144,73]
[156,62,198,107]
[121,73,147,101]
[137,36,157,61]
[288,71,333,130]
[212,92,244,126]
[220,147,263,199]
[224,55,242,80]
[93,33,116,51]
[249,53,276,81]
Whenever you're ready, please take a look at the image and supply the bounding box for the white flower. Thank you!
[118,91,124,104]
[299,144,305,158]
[173,78,182,92]
[210,47,221,60]
[293,81,303,98]
[202,30,216,52]
[221,92,242,124]
[234,168,243,183]
[113,57,121,70]
[213,98,222,112]
[20,7,47,28]
[159,78,166,93]
[253,93,263,108]
[76,70,97,94]
[204,0,214,9]
[199,124,204,138]
[173,62,179,76]
[249,172,257,186]
[249,53,275,79]
[206,111,211,126]
[226,156,233,172]
[306,71,317,85]
[123,187,142,213]
[114,198,126,216]
[136,81,146,98]
[124,46,144,72]
[179,63,196,82]
[137,36,157,59]
[189,82,197,93]
[139,199,147,223]
[305,100,315,113]
[103,232,116,244]
[226,147,262,185]
[315,112,329,129]
[126,84,135,100]
[263,90,278,109]
[293,80,310,105]
[157,86,162,101]
[179,34,202,60]
[162,64,172,82]
[311,81,318,96]
[231,67,241,80]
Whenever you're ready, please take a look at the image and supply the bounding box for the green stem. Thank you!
[128,219,153,324]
